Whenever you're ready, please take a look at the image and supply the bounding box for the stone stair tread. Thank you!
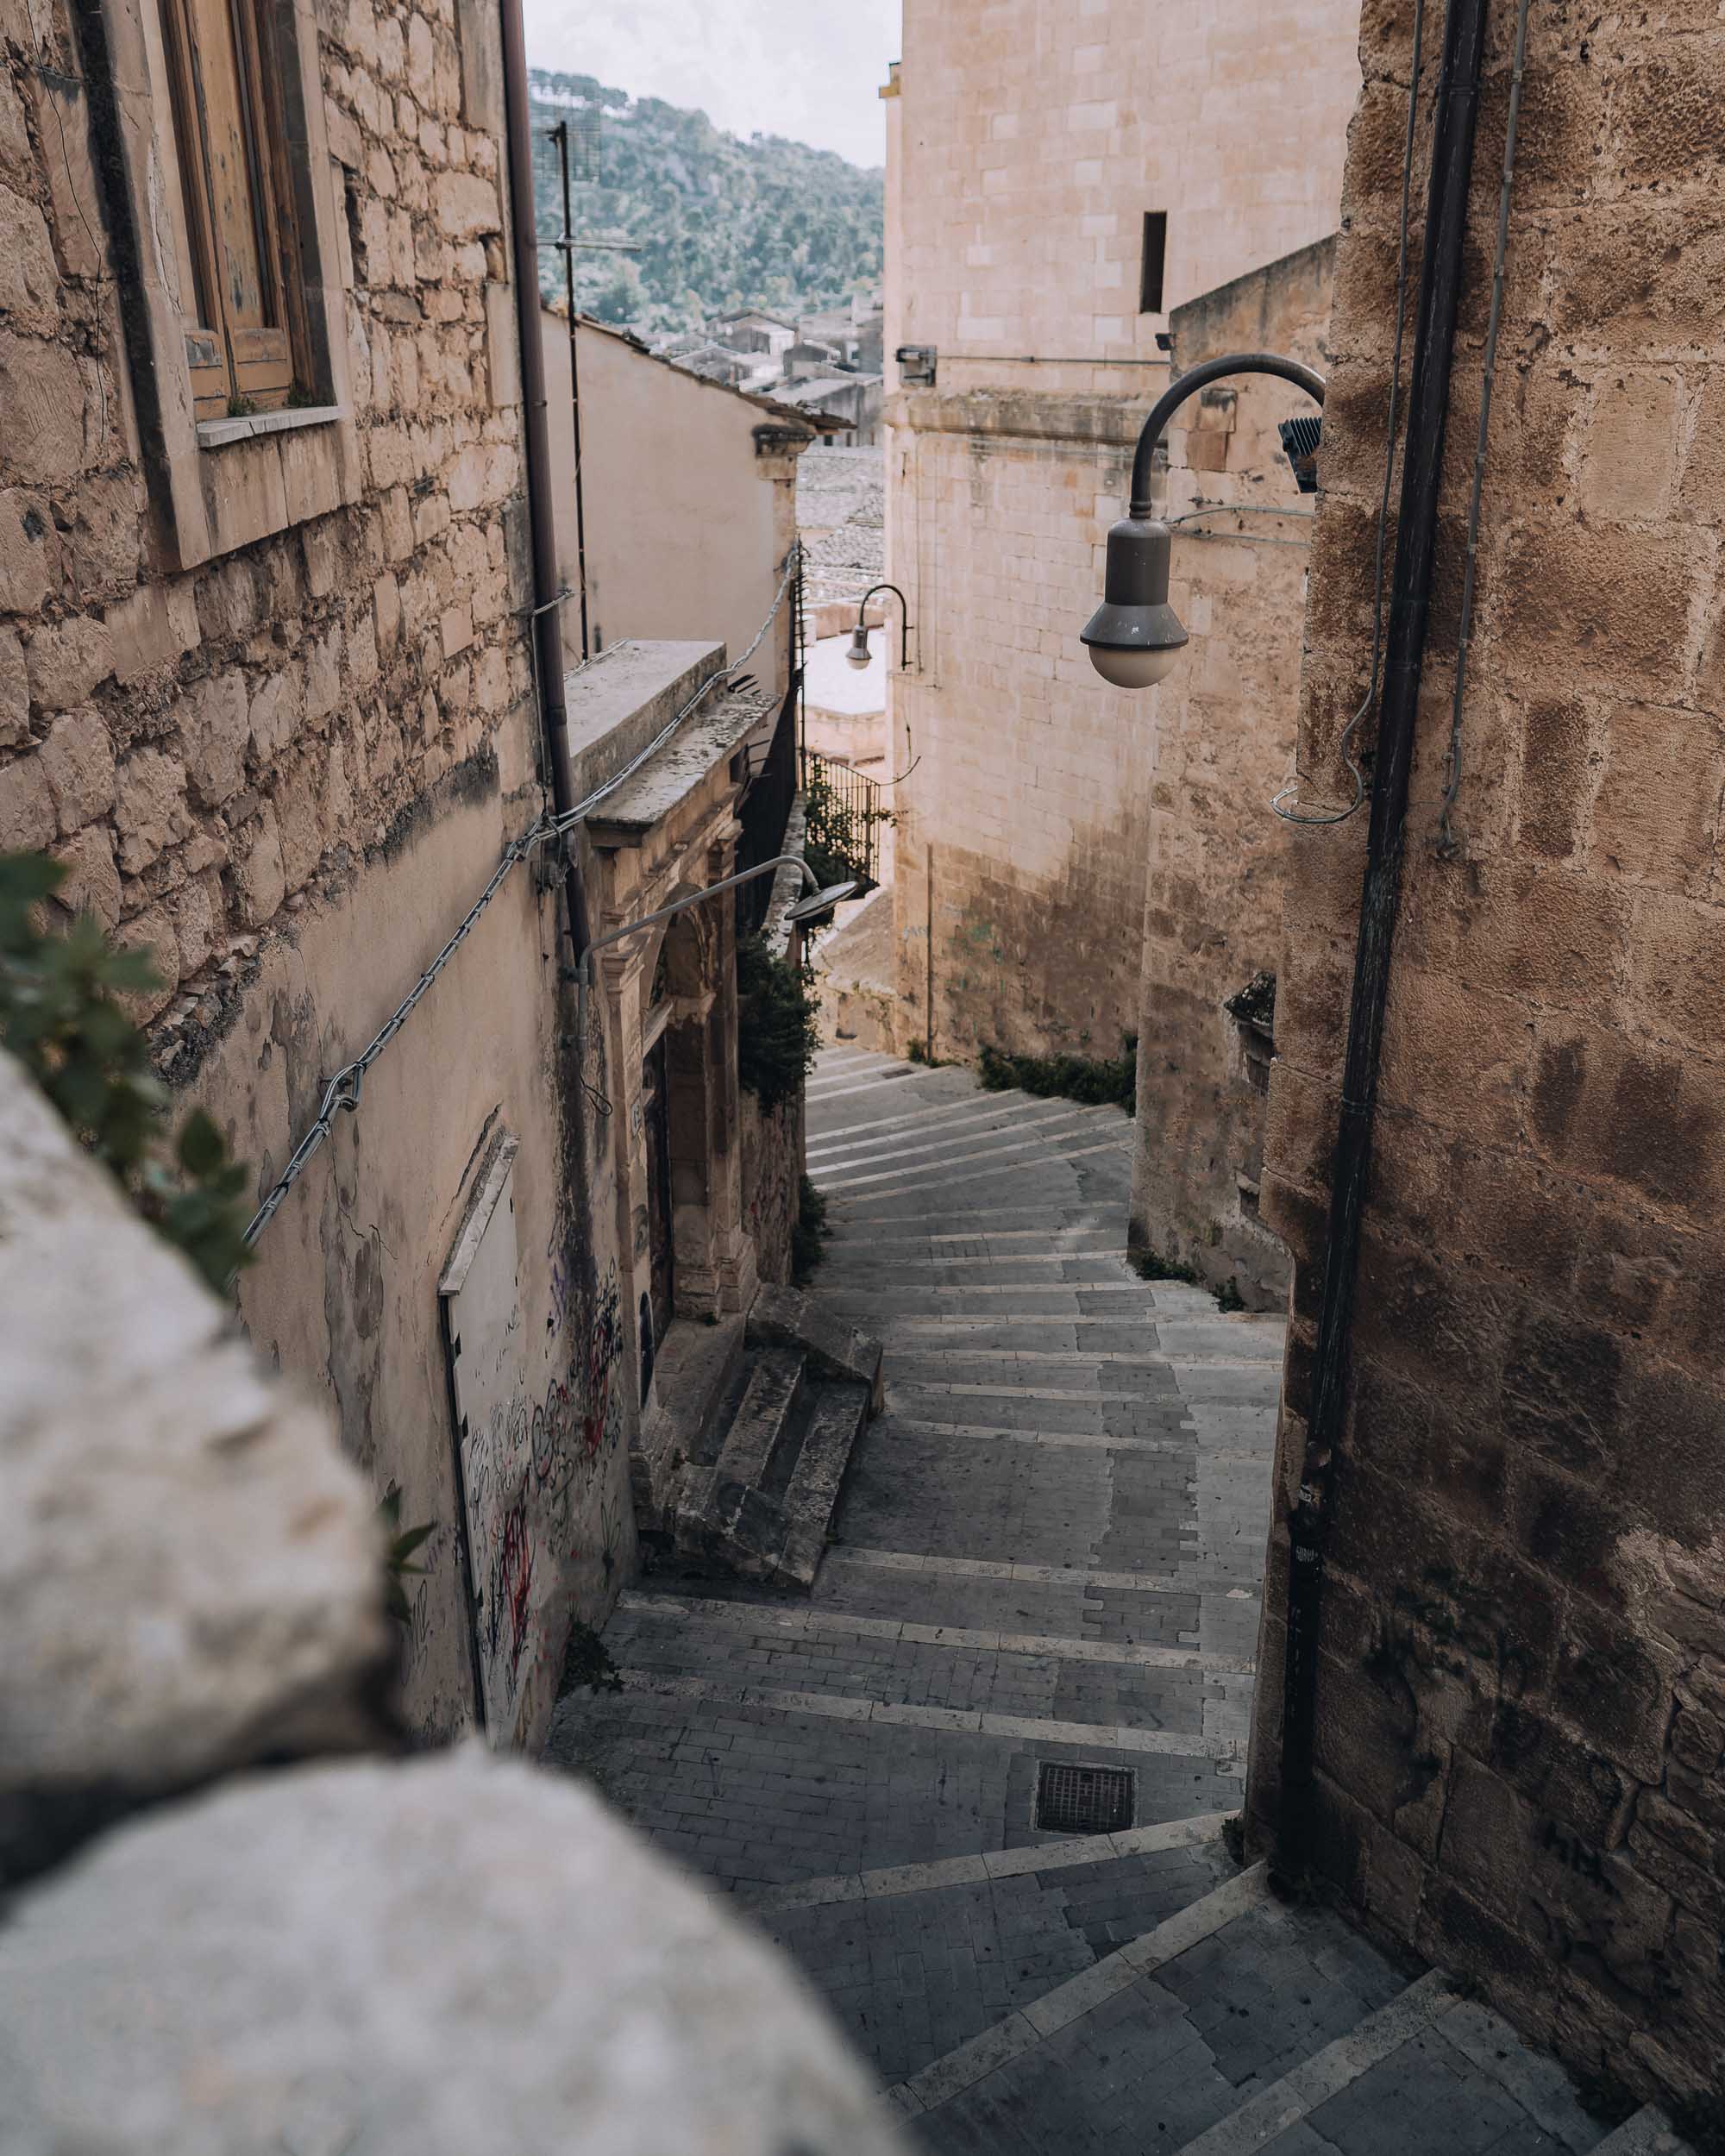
[783,1382,869,1545]
[1589,2111,1692,2155]
[632,1313,746,1526]
[714,1345,809,1503]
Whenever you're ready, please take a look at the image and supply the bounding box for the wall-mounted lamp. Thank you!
[845,582,913,672]
[1081,351,1325,691]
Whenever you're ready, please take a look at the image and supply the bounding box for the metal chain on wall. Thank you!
[241,545,803,1251]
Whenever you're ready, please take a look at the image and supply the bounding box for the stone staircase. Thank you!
[554,1050,1695,2155]
[887,1858,1690,2154]
[643,1285,882,1589]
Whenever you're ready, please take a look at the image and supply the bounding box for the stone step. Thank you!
[668,1294,884,1592]
[750,1822,1239,2089]
[549,1675,1241,1894]
[781,1379,872,1585]
[715,1346,810,1508]
[1591,2110,1690,2154]
[894,1867,1644,2156]
[632,1313,746,1530]
[605,1589,1229,1733]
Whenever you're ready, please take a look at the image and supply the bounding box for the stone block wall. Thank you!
[1127,239,1334,1307]
[884,0,1361,1066]
[0,0,635,1747]
[1247,0,1725,2107]
[741,1088,802,1287]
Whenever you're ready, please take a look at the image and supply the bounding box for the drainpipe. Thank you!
[1277,0,1489,1855]
[499,0,591,956]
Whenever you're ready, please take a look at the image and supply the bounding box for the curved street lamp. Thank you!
[1081,352,1326,689]
[844,582,914,671]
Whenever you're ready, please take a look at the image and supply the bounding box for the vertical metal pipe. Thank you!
[499,0,589,954]
[553,119,593,663]
[1277,0,1490,1852]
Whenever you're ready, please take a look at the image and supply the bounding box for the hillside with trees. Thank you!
[527,70,884,337]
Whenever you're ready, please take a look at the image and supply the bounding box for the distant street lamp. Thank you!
[1081,352,1326,689]
[845,583,914,671]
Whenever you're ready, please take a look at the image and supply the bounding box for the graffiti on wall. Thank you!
[443,1127,634,1751]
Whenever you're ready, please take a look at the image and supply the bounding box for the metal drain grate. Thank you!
[1035,1763,1134,1835]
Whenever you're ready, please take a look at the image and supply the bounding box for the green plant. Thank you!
[1131,1247,1200,1286]
[736,931,819,1112]
[225,392,259,417]
[1221,1814,1246,1866]
[527,67,883,338]
[976,1033,1138,1109]
[792,1170,830,1285]
[802,756,891,893]
[0,853,254,1291]
[1224,971,1276,1030]
[377,1489,435,1623]
[906,1036,944,1067]
[1216,1275,1245,1313]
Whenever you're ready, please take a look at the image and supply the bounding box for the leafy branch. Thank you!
[0,851,254,1293]
[378,1489,435,1625]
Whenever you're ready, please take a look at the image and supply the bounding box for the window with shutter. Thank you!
[158,0,299,417]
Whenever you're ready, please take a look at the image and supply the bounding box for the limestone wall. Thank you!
[740,1088,802,1288]
[1248,0,1725,2109]
[1127,239,1334,1307]
[542,311,808,683]
[0,0,632,1747]
[883,0,1361,1063]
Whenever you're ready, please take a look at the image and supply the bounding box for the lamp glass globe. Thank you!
[1088,643,1179,691]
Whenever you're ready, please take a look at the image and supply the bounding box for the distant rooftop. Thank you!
[796,443,883,611]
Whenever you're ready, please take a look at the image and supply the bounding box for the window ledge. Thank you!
[196,404,347,450]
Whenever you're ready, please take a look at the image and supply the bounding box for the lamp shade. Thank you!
[1080,515,1188,690]
[785,880,860,925]
[844,625,873,669]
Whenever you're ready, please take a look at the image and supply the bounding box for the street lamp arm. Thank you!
[1128,351,1327,515]
[574,854,822,994]
[570,851,859,1072]
[851,583,913,671]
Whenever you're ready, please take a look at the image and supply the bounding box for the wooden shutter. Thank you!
[160,0,294,417]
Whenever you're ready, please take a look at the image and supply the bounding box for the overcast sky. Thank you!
[520,0,901,169]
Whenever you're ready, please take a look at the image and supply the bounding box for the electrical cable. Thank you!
[241,548,802,1253]
[1270,0,1427,827]
[1436,0,1532,857]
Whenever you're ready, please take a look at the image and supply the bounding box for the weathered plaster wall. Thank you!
[1128,240,1334,1307]
[198,772,633,1751]
[0,0,624,1746]
[884,0,1361,1062]
[542,311,807,686]
[1249,0,1725,2108]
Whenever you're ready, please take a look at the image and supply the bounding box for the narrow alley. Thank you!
[545,1050,1659,2153]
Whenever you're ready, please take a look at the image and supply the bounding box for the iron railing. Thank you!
[800,746,883,893]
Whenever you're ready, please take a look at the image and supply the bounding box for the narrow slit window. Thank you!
[159,0,303,417]
[1139,211,1168,315]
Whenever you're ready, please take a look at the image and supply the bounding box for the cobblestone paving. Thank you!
[545,1050,1680,2154]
